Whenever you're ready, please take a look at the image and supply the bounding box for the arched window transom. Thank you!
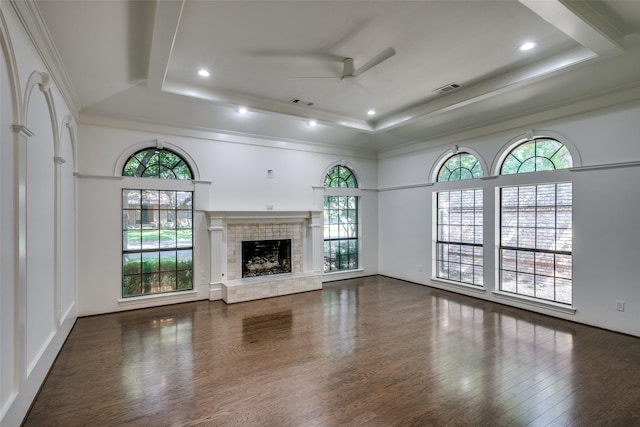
[123,148,193,180]
[501,138,572,175]
[438,152,483,182]
[324,165,358,188]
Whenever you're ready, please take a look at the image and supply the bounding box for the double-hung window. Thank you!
[324,165,359,273]
[121,148,194,298]
[498,138,573,304]
[435,153,484,286]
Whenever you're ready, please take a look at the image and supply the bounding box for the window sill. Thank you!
[323,269,364,281]
[430,277,486,294]
[118,290,198,305]
[492,291,576,315]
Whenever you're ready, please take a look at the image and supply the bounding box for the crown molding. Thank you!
[79,113,379,160]
[10,0,81,116]
[378,80,640,160]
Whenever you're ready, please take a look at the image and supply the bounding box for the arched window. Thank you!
[498,138,572,305]
[123,148,193,179]
[121,148,194,298]
[434,153,484,286]
[501,138,572,174]
[324,165,358,273]
[324,165,358,188]
[437,152,483,182]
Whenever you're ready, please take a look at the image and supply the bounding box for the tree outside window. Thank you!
[324,166,359,273]
[121,148,194,297]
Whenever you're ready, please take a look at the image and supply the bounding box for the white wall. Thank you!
[76,122,379,316]
[0,4,77,426]
[378,100,640,337]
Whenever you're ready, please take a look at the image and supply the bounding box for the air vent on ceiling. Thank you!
[434,83,461,94]
[290,98,314,107]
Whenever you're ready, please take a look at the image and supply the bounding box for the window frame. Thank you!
[437,152,484,182]
[323,165,361,274]
[433,151,485,287]
[120,147,196,299]
[498,183,573,305]
[435,188,484,286]
[122,148,194,180]
[122,189,194,298]
[496,137,574,306]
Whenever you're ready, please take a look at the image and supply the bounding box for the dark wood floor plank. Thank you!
[23,276,640,426]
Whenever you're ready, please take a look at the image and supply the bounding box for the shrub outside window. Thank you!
[121,148,194,298]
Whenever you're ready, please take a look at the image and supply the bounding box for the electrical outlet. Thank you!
[616,300,625,312]
[267,169,274,178]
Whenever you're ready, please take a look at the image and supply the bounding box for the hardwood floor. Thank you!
[24,276,640,426]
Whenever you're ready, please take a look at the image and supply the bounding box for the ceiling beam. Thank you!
[518,0,624,57]
[146,0,184,91]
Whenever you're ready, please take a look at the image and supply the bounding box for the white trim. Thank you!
[118,290,198,306]
[322,269,365,282]
[0,8,23,125]
[59,114,77,169]
[378,182,433,192]
[10,0,81,114]
[206,210,320,223]
[80,113,378,160]
[570,160,640,172]
[378,82,640,160]
[74,173,123,181]
[492,291,576,315]
[430,277,487,294]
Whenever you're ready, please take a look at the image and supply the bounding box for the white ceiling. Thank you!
[31,0,640,154]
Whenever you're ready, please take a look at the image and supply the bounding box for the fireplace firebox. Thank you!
[242,239,292,278]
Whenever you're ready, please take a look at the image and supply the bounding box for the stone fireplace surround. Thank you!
[207,210,323,303]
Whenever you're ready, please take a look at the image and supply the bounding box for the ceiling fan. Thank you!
[293,47,396,80]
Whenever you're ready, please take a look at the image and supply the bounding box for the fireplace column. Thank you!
[207,215,225,300]
[307,211,323,273]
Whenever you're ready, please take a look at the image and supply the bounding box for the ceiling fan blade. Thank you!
[352,47,396,76]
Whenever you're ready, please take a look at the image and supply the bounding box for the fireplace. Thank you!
[206,210,324,303]
[242,239,292,278]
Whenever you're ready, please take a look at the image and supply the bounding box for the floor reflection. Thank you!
[323,286,359,356]
[26,277,640,426]
[120,312,195,403]
[429,293,575,425]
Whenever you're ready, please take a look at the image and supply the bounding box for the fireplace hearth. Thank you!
[242,239,292,278]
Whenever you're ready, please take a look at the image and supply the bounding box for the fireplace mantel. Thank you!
[207,210,321,223]
[206,210,323,303]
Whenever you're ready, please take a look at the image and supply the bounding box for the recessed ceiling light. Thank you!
[238,107,248,114]
[519,41,537,51]
[367,110,376,116]
[198,69,211,77]
[308,120,317,127]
